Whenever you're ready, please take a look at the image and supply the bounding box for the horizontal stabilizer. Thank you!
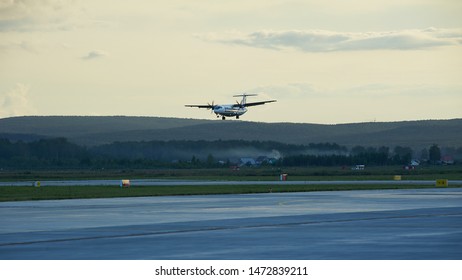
[233,93,258,97]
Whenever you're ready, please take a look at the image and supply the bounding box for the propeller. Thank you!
[207,101,215,113]
[235,93,242,107]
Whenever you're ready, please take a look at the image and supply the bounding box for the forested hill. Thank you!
[0,116,461,149]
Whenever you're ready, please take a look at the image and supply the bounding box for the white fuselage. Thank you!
[213,105,247,117]
[185,93,276,120]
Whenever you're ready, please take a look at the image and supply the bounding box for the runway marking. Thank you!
[1,210,461,247]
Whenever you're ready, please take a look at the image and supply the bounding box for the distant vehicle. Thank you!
[185,93,276,120]
[352,164,365,170]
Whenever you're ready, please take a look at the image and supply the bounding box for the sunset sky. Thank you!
[1,0,461,123]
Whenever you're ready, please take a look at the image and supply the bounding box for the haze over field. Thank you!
[1,1,461,123]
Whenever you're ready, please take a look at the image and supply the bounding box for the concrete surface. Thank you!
[0,188,461,259]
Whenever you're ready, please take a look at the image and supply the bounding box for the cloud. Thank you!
[247,82,462,102]
[248,83,321,99]
[81,50,108,60]
[201,28,462,52]
[0,39,40,53]
[0,83,36,117]
[0,0,80,32]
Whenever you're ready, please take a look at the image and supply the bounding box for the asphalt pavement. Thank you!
[0,188,461,259]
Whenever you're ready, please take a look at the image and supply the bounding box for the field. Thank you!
[1,165,461,181]
[1,165,461,202]
[2,184,456,202]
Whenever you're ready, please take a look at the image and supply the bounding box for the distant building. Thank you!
[441,155,454,165]
[256,156,268,165]
[403,165,416,170]
[239,157,257,166]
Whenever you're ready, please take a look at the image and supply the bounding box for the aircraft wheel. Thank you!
[236,116,239,119]
[222,116,226,120]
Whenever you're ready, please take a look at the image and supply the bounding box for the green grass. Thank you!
[1,184,460,202]
[1,165,461,182]
[1,165,461,202]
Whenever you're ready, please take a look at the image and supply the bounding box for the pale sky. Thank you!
[1,0,461,124]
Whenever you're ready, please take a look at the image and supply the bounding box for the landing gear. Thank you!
[236,115,239,119]
[222,116,226,120]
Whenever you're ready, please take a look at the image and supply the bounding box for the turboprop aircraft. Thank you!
[185,94,276,120]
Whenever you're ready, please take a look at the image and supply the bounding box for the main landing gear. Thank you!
[217,115,239,120]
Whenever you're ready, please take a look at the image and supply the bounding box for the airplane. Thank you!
[185,93,276,120]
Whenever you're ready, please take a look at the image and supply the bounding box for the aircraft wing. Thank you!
[242,100,277,107]
[185,104,215,109]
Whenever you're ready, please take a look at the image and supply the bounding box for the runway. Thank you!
[1,187,461,259]
[1,178,462,187]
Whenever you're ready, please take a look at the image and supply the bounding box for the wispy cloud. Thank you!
[200,28,462,52]
[81,50,108,60]
[0,40,40,53]
[0,83,36,117]
[248,83,321,99]
[0,0,82,32]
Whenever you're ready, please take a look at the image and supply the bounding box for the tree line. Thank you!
[0,138,458,169]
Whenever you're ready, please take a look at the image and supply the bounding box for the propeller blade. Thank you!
[208,101,215,113]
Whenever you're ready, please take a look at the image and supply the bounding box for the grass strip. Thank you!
[1,184,461,202]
